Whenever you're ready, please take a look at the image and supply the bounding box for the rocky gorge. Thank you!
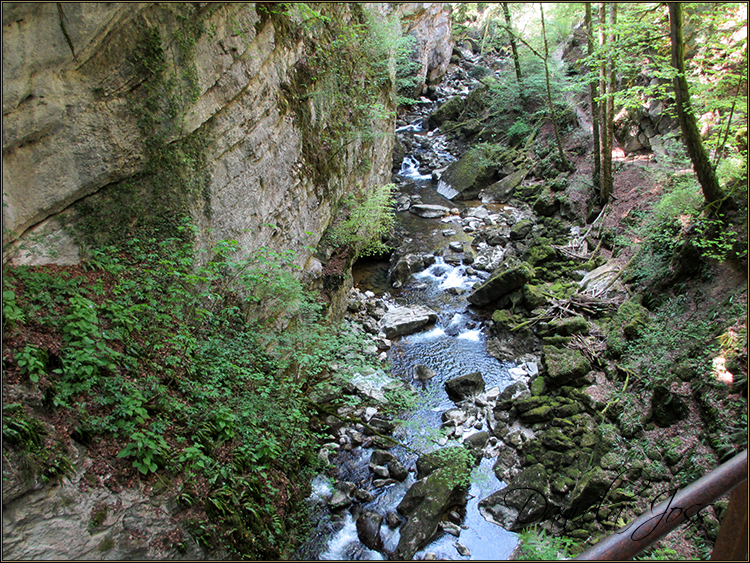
[296,22,747,560]
[3,3,747,561]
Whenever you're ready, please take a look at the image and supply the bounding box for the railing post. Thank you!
[574,450,748,560]
[710,479,748,561]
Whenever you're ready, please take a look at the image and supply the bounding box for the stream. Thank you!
[300,112,525,560]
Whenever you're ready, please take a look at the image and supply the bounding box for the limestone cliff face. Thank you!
[3,3,452,276]
[2,3,397,277]
[2,5,453,559]
[397,2,453,92]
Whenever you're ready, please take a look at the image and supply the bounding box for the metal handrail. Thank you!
[574,449,748,560]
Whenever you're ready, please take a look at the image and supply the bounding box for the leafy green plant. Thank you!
[2,404,45,450]
[395,34,421,105]
[329,183,396,258]
[507,119,533,146]
[693,214,746,262]
[117,430,170,474]
[15,345,47,383]
[178,444,212,472]
[2,286,25,330]
[517,525,578,560]
[636,546,679,560]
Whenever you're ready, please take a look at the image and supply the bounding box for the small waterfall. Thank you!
[437,178,459,199]
[398,155,433,181]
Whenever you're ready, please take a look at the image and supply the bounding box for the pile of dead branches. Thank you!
[511,291,618,332]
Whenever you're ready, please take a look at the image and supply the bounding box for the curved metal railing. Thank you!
[573,449,748,560]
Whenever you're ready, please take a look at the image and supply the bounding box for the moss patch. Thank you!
[543,345,590,385]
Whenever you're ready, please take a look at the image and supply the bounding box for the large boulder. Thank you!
[472,245,505,272]
[356,510,384,552]
[349,369,403,404]
[542,345,590,386]
[467,258,535,306]
[381,304,438,338]
[481,168,528,203]
[578,261,627,298]
[445,371,485,403]
[389,253,436,286]
[408,204,451,218]
[479,463,552,531]
[427,95,464,129]
[437,145,517,200]
[548,316,589,336]
[395,447,473,560]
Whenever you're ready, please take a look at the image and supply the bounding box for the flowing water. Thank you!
[305,118,520,560]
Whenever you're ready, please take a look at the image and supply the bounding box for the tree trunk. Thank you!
[502,3,522,83]
[668,3,723,206]
[540,3,572,172]
[585,4,601,190]
[599,3,613,205]
[604,3,617,202]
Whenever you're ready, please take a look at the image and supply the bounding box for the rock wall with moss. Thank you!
[2,3,408,282]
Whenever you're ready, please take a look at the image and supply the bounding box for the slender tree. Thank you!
[604,3,617,203]
[540,3,572,172]
[499,6,572,172]
[501,2,522,83]
[668,3,723,206]
[585,3,601,190]
[598,2,614,205]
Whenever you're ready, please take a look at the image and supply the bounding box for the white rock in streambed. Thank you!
[409,204,451,218]
[380,304,438,338]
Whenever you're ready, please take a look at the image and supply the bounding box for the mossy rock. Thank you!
[553,402,580,418]
[641,461,671,481]
[530,376,547,396]
[549,280,578,297]
[396,446,473,560]
[428,95,465,128]
[478,463,552,532]
[543,345,590,385]
[649,385,689,427]
[525,244,558,266]
[604,333,625,359]
[540,450,565,468]
[491,309,518,330]
[520,404,555,423]
[579,432,598,449]
[599,451,626,470]
[542,335,572,346]
[540,427,576,452]
[467,257,535,306]
[550,175,569,193]
[532,190,559,217]
[517,183,540,201]
[548,316,589,336]
[613,299,650,340]
[483,168,528,203]
[567,467,619,515]
[551,474,575,494]
[512,395,550,413]
[441,143,517,200]
[523,283,549,309]
[567,529,592,541]
[510,219,534,240]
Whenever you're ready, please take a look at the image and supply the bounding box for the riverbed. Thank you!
[302,113,523,560]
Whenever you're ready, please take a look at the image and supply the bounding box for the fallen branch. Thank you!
[602,364,638,414]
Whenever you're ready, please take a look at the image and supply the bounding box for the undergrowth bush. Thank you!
[1,221,388,558]
[517,525,578,560]
[328,183,396,258]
